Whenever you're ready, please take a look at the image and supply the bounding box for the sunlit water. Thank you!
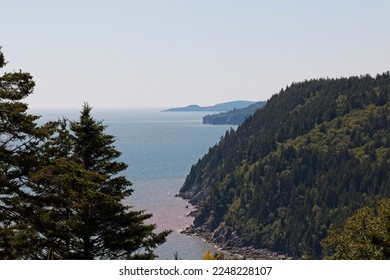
[33,108,233,259]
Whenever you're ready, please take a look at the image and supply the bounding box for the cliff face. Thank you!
[180,73,390,258]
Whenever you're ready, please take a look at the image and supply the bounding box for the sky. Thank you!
[1,0,390,109]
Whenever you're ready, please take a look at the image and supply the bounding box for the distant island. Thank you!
[203,101,266,125]
[162,100,255,112]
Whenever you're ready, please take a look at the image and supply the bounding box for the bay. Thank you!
[32,108,233,259]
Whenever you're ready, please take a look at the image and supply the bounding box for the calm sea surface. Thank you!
[33,108,233,259]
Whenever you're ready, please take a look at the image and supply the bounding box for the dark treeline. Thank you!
[180,73,390,259]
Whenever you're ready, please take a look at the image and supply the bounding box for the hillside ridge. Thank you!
[179,73,390,259]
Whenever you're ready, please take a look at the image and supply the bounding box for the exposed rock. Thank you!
[185,210,198,217]
[180,224,294,260]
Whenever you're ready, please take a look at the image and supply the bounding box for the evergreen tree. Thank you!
[1,48,169,259]
[28,105,170,259]
[0,48,51,259]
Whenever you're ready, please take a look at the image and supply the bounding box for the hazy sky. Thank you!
[2,0,390,109]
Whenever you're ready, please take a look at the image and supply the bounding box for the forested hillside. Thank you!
[180,73,390,259]
[203,101,266,125]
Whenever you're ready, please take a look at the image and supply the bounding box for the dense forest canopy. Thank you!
[180,73,390,259]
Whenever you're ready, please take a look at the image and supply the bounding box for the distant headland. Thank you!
[162,100,255,112]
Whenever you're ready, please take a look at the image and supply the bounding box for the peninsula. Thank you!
[163,100,255,112]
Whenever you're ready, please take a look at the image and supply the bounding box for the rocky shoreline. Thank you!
[181,224,294,260]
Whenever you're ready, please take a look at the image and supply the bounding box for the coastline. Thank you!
[181,225,294,260]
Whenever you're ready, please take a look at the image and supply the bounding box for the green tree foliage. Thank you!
[0,48,52,259]
[0,48,169,259]
[180,73,390,259]
[26,105,170,259]
[322,198,390,259]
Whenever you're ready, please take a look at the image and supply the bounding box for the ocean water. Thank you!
[33,108,233,259]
